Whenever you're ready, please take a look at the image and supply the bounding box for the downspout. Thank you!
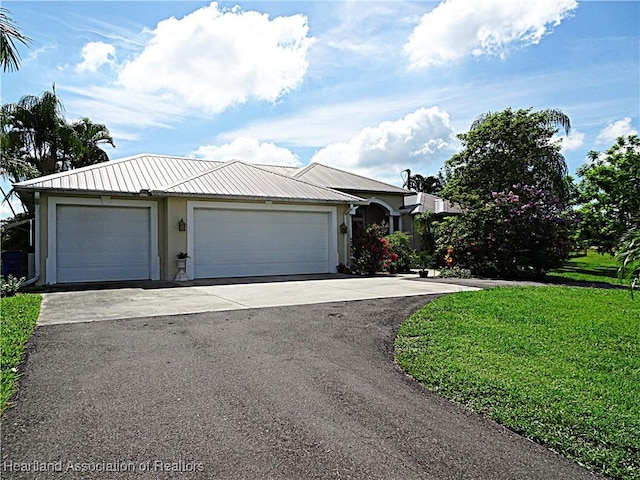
[21,192,40,287]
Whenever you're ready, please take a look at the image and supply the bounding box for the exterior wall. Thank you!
[34,193,356,284]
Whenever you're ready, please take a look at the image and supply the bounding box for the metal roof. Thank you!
[14,154,222,194]
[292,163,410,194]
[155,160,365,203]
[402,192,462,215]
[14,154,404,202]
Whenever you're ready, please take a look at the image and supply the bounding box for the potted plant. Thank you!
[175,252,189,281]
[417,252,433,278]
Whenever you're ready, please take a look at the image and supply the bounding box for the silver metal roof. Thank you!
[15,155,365,204]
[292,163,409,194]
[14,154,404,202]
[156,160,365,203]
[14,154,221,194]
[403,192,462,215]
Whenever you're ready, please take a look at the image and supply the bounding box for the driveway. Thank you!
[1,291,597,479]
[36,274,481,325]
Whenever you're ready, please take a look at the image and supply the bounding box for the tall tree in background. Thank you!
[0,7,30,72]
[402,170,444,194]
[442,108,572,205]
[1,88,115,214]
[576,134,640,253]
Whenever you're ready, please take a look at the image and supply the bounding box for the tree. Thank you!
[402,169,444,194]
[1,88,115,214]
[1,88,114,179]
[69,117,115,169]
[0,7,30,72]
[436,184,575,278]
[576,135,640,253]
[441,108,572,205]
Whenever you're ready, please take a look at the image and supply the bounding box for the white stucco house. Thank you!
[13,154,410,285]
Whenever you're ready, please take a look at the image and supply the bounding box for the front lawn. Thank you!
[395,286,639,480]
[547,250,622,286]
[1,294,41,414]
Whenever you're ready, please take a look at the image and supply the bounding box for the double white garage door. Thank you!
[53,202,335,283]
[192,207,333,278]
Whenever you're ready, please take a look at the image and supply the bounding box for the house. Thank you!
[400,192,462,250]
[13,154,409,285]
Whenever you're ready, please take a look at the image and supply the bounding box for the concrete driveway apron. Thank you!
[37,274,481,325]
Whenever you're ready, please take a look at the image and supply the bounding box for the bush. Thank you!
[436,185,575,278]
[351,223,399,275]
[0,275,25,298]
[385,232,415,273]
[437,266,473,278]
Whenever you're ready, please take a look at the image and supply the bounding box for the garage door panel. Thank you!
[56,205,151,283]
[193,208,332,278]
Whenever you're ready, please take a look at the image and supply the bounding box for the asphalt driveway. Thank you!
[1,295,597,479]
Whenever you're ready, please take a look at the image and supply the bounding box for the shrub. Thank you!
[437,266,473,278]
[385,232,415,273]
[351,223,399,275]
[0,275,25,298]
[436,184,575,278]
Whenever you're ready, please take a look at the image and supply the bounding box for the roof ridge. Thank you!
[247,162,363,200]
[296,162,410,192]
[154,159,239,191]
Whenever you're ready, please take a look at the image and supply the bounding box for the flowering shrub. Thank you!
[0,275,25,297]
[351,223,399,275]
[436,184,575,278]
[385,232,415,273]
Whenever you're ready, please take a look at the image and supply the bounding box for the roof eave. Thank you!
[151,191,367,205]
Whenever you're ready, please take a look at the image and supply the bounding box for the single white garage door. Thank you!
[193,208,332,278]
[56,205,151,283]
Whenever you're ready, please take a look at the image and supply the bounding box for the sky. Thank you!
[1,0,639,218]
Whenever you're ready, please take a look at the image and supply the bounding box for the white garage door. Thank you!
[193,208,332,278]
[56,205,151,283]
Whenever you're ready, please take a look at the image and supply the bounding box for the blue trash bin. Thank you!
[1,250,23,280]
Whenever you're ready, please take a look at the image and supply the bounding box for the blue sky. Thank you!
[1,0,638,218]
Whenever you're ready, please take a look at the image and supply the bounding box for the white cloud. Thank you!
[311,107,458,184]
[76,41,116,72]
[595,117,638,144]
[405,0,577,69]
[192,137,301,166]
[557,130,586,152]
[116,2,314,114]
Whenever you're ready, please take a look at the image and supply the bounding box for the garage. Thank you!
[54,204,153,283]
[192,205,335,278]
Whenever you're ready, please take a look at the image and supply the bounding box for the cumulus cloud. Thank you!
[557,130,586,152]
[405,0,577,69]
[311,107,458,184]
[595,117,638,144]
[76,41,116,72]
[116,2,314,114]
[192,137,301,166]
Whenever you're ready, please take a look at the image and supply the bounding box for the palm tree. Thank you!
[70,117,115,169]
[0,7,31,72]
[471,107,571,135]
[1,88,66,176]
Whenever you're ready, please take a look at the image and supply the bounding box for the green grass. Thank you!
[1,294,41,413]
[548,250,623,286]
[395,287,640,480]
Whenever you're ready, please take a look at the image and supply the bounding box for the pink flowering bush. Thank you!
[351,222,399,275]
[436,184,576,278]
